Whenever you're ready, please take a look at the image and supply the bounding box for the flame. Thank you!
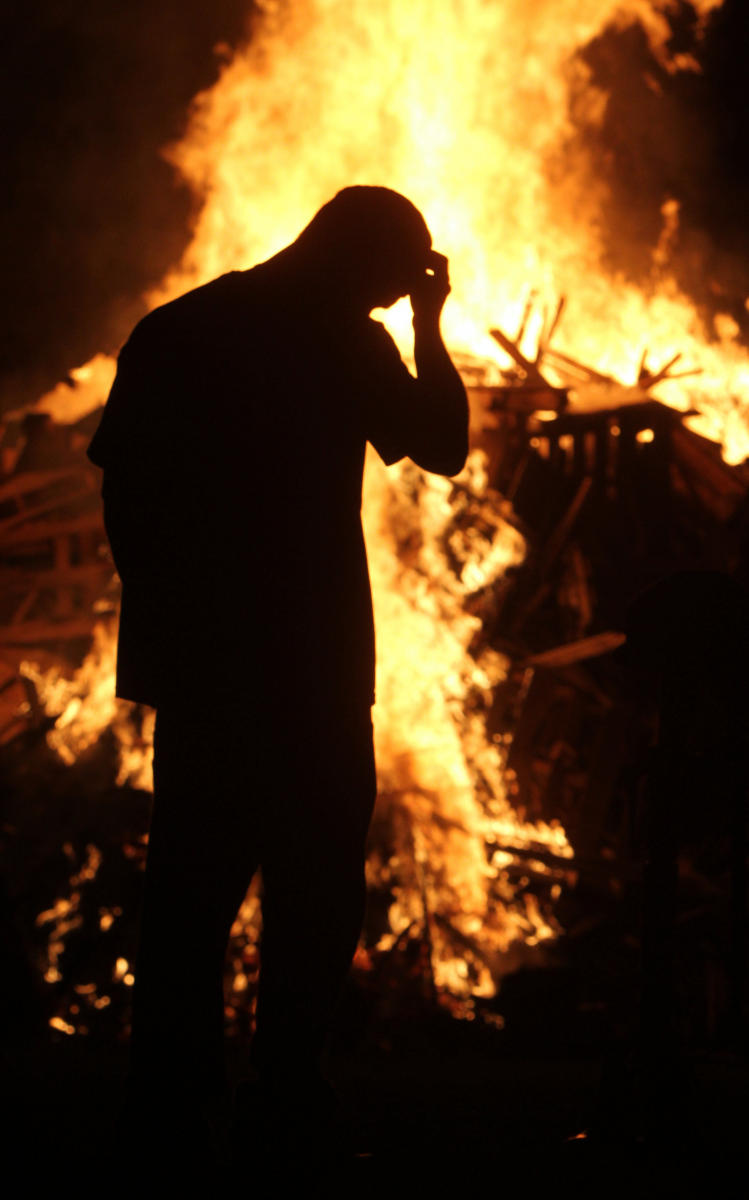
[364,449,572,993]
[22,0,748,1012]
[21,621,155,790]
[38,0,746,454]
[34,354,116,425]
[152,0,747,462]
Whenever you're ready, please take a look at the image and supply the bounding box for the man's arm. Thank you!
[409,252,469,476]
[87,325,176,583]
[366,253,469,477]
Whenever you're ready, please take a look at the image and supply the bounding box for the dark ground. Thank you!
[3,1016,747,1193]
[1,729,747,1192]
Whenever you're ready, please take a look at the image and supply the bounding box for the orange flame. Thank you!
[38,0,747,456]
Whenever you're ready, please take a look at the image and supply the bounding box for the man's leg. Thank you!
[250,705,376,1081]
[130,705,259,1093]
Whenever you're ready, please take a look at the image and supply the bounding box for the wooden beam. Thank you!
[489,325,550,388]
[0,563,113,588]
[525,631,627,669]
[0,486,97,538]
[0,511,104,547]
[0,617,98,644]
[0,467,82,505]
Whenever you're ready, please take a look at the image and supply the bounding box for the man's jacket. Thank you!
[87,264,417,709]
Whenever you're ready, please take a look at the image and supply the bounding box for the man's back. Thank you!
[88,260,417,708]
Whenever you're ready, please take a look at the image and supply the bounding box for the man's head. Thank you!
[294,186,432,310]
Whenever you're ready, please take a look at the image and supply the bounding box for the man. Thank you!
[87,186,468,1160]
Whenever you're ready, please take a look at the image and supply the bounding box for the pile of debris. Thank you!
[466,304,749,1047]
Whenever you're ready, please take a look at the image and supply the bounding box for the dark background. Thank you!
[1,0,747,407]
[1,0,253,406]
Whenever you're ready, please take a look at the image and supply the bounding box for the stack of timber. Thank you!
[0,408,111,742]
[466,301,749,1043]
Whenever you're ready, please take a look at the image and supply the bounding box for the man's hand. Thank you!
[402,248,468,476]
[410,251,451,325]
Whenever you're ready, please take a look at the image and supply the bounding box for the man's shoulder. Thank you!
[363,316,408,357]
[131,271,249,342]
[358,317,411,374]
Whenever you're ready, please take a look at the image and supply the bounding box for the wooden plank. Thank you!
[489,325,550,388]
[54,535,74,618]
[492,384,565,414]
[0,563,113,588]
[0,486,97,538]
[0,617,97,644]
[539,296,566,354]
[539,476,592,571]
[525,631,627,669]
[671,424,745,501]
[0,467,81,505]
[515,290,538,347]
[11,590,39,626]
[507,476,592,635]
[0,511,104,547]
[642,351,682,388]
[542,347,616,385]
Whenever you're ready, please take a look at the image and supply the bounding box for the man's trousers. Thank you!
[129,697,377,1091]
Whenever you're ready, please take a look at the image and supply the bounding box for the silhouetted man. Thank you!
[87,185,468,1159]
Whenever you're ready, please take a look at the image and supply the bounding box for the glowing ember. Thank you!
[49,1016,75,1036]
[36,844,102,1011]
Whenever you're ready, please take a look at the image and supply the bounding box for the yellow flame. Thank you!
[40,0,747,463]
[364,449,572,992]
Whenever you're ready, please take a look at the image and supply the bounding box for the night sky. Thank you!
[2,0,747,415]
[1,0,252,407]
